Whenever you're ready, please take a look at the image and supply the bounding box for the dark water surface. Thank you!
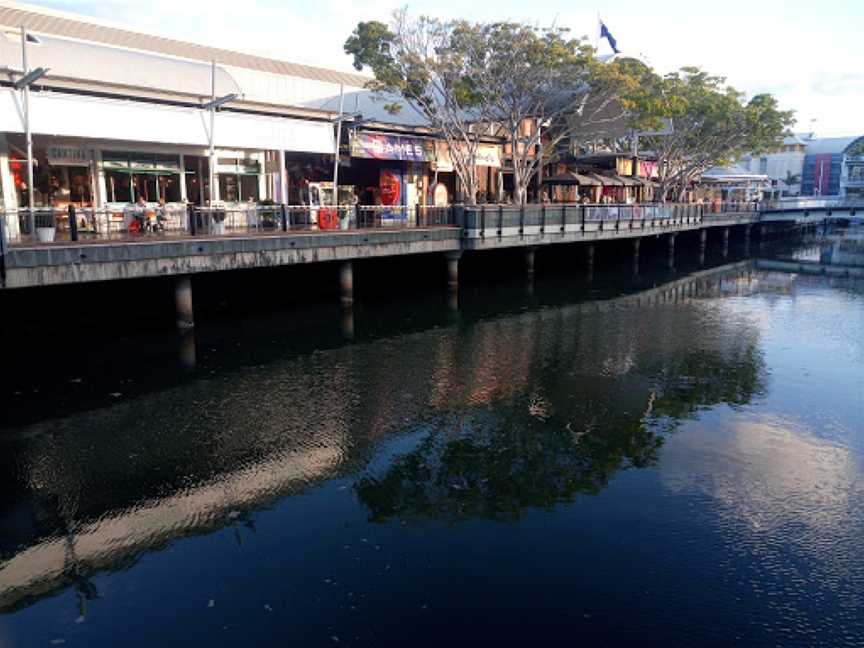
[2,231,864,647]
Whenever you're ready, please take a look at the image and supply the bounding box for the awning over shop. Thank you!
[0,89,334,153]
[543,171,601,186]
[595,172,641,187]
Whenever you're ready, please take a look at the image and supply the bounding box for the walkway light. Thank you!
[14,66,48,90]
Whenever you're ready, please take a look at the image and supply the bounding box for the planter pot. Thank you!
[35,226,56,243]
[212,221,226,235]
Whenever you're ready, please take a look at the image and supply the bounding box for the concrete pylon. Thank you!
[175,275,194,329]
[445,251,462,288]
[339,261,354,304]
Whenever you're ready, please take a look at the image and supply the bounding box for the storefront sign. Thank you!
[350,131,435,162]
[433,141,502,171]
[379,169,402,206]
[47,146,93,166]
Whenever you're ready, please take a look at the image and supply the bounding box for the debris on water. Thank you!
[374,545,381,551]
[69,378,82,383]
[75,615,85,624]
[109,392,122,398]
[264,604,273,612]
[207,599,215,608]
[324,578,332,584]
[420,604,428,610]
[331,636,340,643]
[49,641,66,646]
[361,538,368,543]
[384,565,391,572]
[338,485,347,491]
[227,510,241,520]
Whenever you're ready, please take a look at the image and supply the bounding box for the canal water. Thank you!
[1,229,863,647]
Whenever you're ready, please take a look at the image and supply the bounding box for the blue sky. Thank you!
[29,0,864,135]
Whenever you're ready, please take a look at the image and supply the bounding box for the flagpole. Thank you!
[595,12,601,51]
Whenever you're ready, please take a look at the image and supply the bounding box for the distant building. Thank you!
[738,133,864,200]
[737,133,810,198]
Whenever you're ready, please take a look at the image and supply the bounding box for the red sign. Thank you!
[379,170,401,206]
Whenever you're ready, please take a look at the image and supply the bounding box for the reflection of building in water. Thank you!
[0,261,769,612]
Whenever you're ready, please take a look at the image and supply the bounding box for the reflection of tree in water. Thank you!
[357,342,768,524]
[648,345,767,421]
[357,404,665,523]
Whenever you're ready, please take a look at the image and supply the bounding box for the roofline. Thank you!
[0,1,373,87]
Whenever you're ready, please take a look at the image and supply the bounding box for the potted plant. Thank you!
[34,169,57,242]
[210,201,227,235]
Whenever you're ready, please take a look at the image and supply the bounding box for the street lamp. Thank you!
[203,61,239,205]
[17,26,49,235]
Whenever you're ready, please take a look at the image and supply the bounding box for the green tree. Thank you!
[472,23,641,204]
[627,67,795,201]
[345,12,494,204]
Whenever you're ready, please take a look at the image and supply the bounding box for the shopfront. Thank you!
[6,136,95,209]
[347,131,435,214]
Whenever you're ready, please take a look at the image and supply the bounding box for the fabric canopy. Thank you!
[543,171,601,186]
[0,89,334,153]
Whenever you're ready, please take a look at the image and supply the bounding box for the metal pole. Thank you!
[21,27,35,235]
[536,119,542,204]
[209,60,217,204]
[332,84,345,207]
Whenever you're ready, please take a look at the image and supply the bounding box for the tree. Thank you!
[346,15,641,206]
[345,12,494,205]
[783,170,801,195]
[628,67,795,201]
[472,23,640,204]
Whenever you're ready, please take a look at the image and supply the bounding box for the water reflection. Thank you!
[0,260,767,613]
[1,233,863,645]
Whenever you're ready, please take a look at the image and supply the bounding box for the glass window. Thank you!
[106,170,133,202]
[219,174,239,202]
[759,157,768,174]
[240,175,259,201]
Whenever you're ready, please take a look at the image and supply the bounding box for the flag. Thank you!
[599,20,620,54]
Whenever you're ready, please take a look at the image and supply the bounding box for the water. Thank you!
[1,231,864,647]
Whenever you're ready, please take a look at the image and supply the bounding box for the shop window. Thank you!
[106,170,133,203]
[240,175,259,201]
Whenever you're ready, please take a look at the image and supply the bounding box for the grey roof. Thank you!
[804,136,861,156]
[302,90,432,129]
[702,165,769,181]
[0,30,241,98]
[0,1,371,87]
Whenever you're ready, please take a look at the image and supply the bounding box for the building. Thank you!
[0,1,507,241]
[737,133,810,198]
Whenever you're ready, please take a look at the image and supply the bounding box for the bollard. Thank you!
[68,204,78,242]
[281,203,288,232]
[187,203,196,235]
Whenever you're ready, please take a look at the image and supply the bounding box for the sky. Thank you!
[28,0,864,135]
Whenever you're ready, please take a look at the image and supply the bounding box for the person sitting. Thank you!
[128,195,147,234]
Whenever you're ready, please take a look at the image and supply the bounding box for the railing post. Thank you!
[540,204,546,234]
[281,203,288,232]
[498,205,503,237]
[68,204,78,242]
[519,204,525,235]
[480,205,486,238]
[580,206,586,232]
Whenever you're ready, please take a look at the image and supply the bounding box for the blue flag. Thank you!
[599,21,620,54]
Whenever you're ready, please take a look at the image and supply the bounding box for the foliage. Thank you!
[345,12,494,204]
[470,23,639,204]
[626,67,795,200]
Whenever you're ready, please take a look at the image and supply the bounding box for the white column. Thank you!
[178,154,188,203]
[256,151,266,201]
[95,149,108,206]
[278,149,288,204]
[0,133,20,240]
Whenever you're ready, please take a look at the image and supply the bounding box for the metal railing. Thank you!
[0,203,459,245]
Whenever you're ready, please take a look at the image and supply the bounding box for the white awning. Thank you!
[0,89,334,153]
